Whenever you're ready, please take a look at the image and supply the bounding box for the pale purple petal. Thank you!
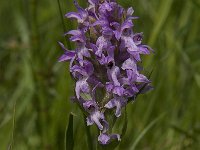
[139,45,151,55]
[106,83,114,92]
[83,100,97,111]
[121,20,133,32]
[126,70,137,82]
[105,97,127,117]
[121,36,139,54]
[65,12,81,20]
[107,46,115,58]
[76,46,91,63]
[104,99,116,109]
[89,43,98,53]
[71,65,87,76]
[74,0,87,15]
[83,60,94,75]
[93,20,108,27]
[98,133,110,145]
[131,52,141,62]
[110,22,120,29]
[99,1,112,15]
[114,30,121,40]
[96,36,112,57]
[127,7,134,16]
[67,30,82,36]
[58,52,75,62]
[58,42,76,62]
[107,66,121,86]
[87,111,105,130]
[99,55,114,65]
[88,0,99,5]
[121,58,137,70]
[136,74,149,83]
[98,133,121,145]
[68,30,86,43]
[66,0,88,23]
[137,83,153,94]
[87,116,94,125]
[75,78,90,99]
[113,86,124,96]
[102,27,113,37]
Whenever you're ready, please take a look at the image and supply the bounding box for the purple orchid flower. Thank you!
[111,19,134,40]
[83,100,109,131]
[65,0,88,24]
[59,0,153,145]
[58,42,76,62]
[75,77,90,99]
[98,133,121,145]
[105,96,127,117]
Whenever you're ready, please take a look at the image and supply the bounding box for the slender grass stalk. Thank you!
[57,0,72,49]
[8,100,17,150]
[65,113,74,150]
[57,0,67,33]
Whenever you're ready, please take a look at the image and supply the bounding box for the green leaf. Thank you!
[121,107,128,139]
[65,113,74,150]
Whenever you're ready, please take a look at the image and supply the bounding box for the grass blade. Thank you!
[65,113,74,150]
[57,0,72,49]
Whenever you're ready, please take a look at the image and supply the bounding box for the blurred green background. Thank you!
[0,0,200,149]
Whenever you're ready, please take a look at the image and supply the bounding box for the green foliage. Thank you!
[0,0,200,149]
[65,113,74,150]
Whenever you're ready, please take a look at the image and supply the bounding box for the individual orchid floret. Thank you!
[59,0,153,145]
[105,96,127,117]
[98,133,121,145]
[65,0,88,24]
[75,77,90,99]
[58,42,76,62]
[83,100,108,131]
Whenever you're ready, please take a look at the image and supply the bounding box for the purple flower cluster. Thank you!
[59,0,152,145]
